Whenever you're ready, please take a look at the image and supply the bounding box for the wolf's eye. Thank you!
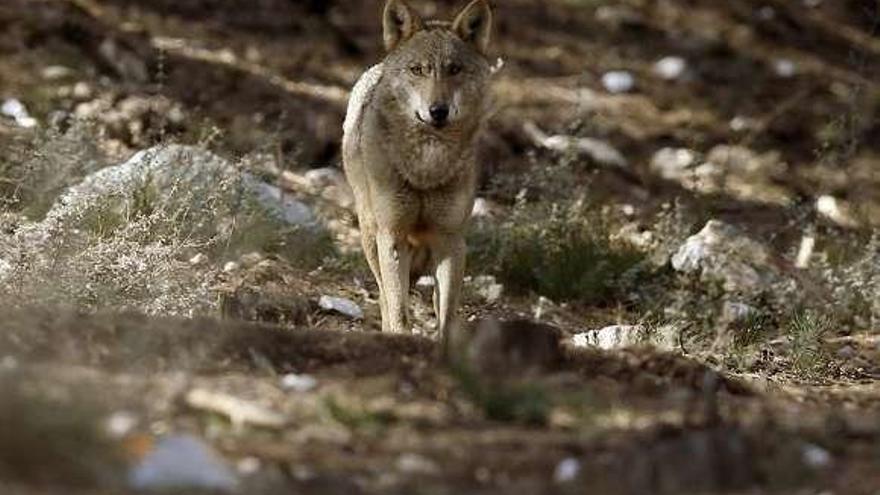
[409,65,424,76]
[448,63,463,76]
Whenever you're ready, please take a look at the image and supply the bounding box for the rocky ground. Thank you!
[1,0,880,493]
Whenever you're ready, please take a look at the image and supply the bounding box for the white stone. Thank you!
[817,195,859,228]
[773,59,797,78]
[471,197,493,218]
[553,457,581,483]
[650,148,698,180]
[573,325,646,350]
[653,56,687,81]
[1,99,37,128]
[318,295,364,320]
[223,261,240,273]
[671,220,775,292]
[602,71,635,93]
[281,373,318,393]
[41,65,73,80]
[801,443,832,469]
[396,453,440,475]
[128,434,238,492]
[471,275,504,303]
[189,253,208,266]
[105,411,139,438]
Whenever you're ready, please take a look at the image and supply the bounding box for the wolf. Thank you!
[342,0,495,349]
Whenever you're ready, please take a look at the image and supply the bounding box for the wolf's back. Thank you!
[343,64,384,140]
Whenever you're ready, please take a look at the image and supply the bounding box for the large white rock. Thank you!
[43,145,316,230]
[672,220,777,292]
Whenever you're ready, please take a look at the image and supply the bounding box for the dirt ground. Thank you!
[2,0,880,493]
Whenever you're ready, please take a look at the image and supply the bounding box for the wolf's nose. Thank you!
[429,104,449,125]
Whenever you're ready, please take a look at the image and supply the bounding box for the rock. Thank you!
[43,145,317,230]
[671,220,778,292]
[653,56,688,81]
[318,295,364,320]
[573,325,645,350]
[471,197,497,218]
[651,146,791,205]
[281,373,318,393]
[1,99,37,128]
[105,411,139,438]
[650,147,699,179]
[602,70,635,93]
[523,122,628,168]
[185,388,287,429]
[469,275,504,303]
[553,457,581,483]
[189,253,208,266]
[721,302,759,328]
[573,324,678,350]
[128,434,238,492]
[223,261,241,273]
[801,443,832,469]
[41,65,73,80]
[816,195,860,228]
[396,453,440,475]
[773,59,797,78]
[614,222,654,250]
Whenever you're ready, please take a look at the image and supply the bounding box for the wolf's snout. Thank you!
[429,103,450,126]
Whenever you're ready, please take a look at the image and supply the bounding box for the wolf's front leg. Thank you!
[432,234,466,350]
[377,230,413,333]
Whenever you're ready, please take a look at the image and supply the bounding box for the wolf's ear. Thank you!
[452,0,493,54]
[383,0,424,52]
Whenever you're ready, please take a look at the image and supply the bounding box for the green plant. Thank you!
[787,310,831,378]
[469,198,648,305]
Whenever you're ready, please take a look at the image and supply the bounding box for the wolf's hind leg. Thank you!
[360,228,388,332]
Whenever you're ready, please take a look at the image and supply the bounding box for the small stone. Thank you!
[318,295,364,320]
[817,195,859,228]
[601,70,635,93]
[223,261,240,273]
[128,434,238,492]
[653,56,687,81]
[650,148,698,180]
[572,325,646,350]
[236,457,261,475]
[41,65,73,80]
[553,457,581,483]
[1,99,37,128]
[239,252,264,268]
[189,253,208,266]
[471,197,494,218]
[72,82,93,100]
[470,275,504,303]
[801,443,832,469]
[722,302,757,323]
[773,59,797,78]
[106,411,139,438]
[415,276,435,288]
[281,373,318,393]
[396,453,440,475]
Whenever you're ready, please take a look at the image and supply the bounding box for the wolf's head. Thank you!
[380,0,494,133]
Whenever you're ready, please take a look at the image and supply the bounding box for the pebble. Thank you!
[281,373,318,393]
[601,70,635,93]
[318,295,364,320]
[653,56,687,81]
[553,457,581,483]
